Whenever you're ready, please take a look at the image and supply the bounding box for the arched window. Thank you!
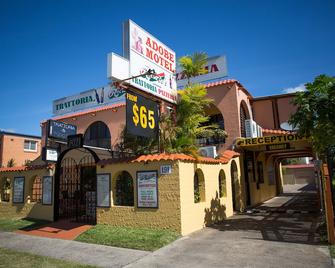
[231,160,239,211]
[194,169,205,203]
[218,170,227,198]
[31,176,42,203]
[84,121,111,149]
[1,177,10,202]
[115,171,134,206]
[240,104,248,138]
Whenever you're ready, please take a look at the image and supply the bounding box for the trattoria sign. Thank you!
[236,134,308,147]
[176,55,228,89]
[123,20,177,103]
[53,84,125,116]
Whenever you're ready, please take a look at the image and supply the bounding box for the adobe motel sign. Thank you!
[126,91,159,138]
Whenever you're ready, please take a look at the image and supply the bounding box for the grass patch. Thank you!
[0,247,95,268]
[0,217,49,232]
[329,245,335,258]
[75,225,180,251]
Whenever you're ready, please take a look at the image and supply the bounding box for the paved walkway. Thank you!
[0,183,331,267]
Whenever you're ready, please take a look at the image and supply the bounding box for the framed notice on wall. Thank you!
[97,174,111,207]
[13,177,25,203]
[137,171,158,208]
[42,176,53,205]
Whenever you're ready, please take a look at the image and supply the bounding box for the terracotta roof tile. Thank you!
[204,79,253,98]
[262,128,295,135]
[0,164,52,173]
[50,102,126,121]
[98,151,240,166]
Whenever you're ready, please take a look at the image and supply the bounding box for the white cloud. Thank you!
[0,128,16,133]
[282,83,306,94]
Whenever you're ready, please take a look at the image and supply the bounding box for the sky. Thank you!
[0,0,334,136]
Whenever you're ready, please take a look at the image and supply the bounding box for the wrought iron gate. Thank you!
[59,155,96,224]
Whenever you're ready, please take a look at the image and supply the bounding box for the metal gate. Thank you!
[59,155,96,224]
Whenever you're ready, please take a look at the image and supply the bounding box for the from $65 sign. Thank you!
[126,92,159,138]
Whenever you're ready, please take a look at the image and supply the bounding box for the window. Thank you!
[1,178,11,202]
[218,170,227,198]
[197,113,225,146]
[84,121,111,149]
[24,140,37,152]
[115,171,134,206]
[194,169,205,203]
[31,176,42,203]
[240,105,248,138]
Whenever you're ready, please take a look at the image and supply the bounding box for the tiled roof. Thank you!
[262,128,295,135]
[98,150,240,166]
[204,79,253,98]
[0,164,52,173]
[51,102,126,121]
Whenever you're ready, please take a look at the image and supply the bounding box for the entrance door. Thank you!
[58,155,96,224]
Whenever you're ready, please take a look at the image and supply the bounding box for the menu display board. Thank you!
[42,176,53,205]
[137,171,158,208]
[97,174,111,207]
[13,177,25,203]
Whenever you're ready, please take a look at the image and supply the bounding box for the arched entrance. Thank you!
[231,160,239,211]
[54,148,99,224]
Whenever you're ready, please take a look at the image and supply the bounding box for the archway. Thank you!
[231,160,239,211]
[240,101,250,138]
[54,148,99,224]
[84,121,111,149]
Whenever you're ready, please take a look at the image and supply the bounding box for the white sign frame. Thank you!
[42,176,53,205]
[97,173,111,207]
[123,20,177,104]
[137,170,158,208]
[13,177,25,203]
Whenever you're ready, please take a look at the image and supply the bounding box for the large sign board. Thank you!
[48,120,77,141]
[137,171,158,208]
[53,84,125,116]
[126,91,159,138]
[123,20,177,104]
[13,177,25,203]
[42,176,53,205]
[176,55,228,89]
[236,134,308,147]
[97,174,111,207]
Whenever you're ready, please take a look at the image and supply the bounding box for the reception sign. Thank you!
[123,20,177,104]
[13,177,24,203]
[97,174,111,207]
[42,176,53,205]
[236,134,308,147]
[137,171,158,208]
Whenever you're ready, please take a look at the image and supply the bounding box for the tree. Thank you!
[289,74,335,157]
[178,52,208,86]
[7,158,15,167]
[161,52,227,155]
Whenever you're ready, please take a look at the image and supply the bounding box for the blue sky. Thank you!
[0,0,334,136]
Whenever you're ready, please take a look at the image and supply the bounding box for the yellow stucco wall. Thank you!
[96,161,182,233]
[248,153,277,206]
[179,158,240,236]
[0,168,54,221]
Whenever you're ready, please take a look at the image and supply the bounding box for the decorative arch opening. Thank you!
[231,160,239,211]
[198,104,225,146]
[0,177,11,202]
[113,171,134,206]
[84,121,111,149]
[240,101,250,138]
[218,169,227,198]
[194,169,206,203]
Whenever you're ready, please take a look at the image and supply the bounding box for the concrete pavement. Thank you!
[0,183,331,267]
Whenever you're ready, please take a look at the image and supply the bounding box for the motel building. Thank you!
[0,21,318,237]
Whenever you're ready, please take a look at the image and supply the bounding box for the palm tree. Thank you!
[7,158,15,167]
[178,52,208,85]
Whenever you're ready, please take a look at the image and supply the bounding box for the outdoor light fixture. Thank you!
[113,69,157,89]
